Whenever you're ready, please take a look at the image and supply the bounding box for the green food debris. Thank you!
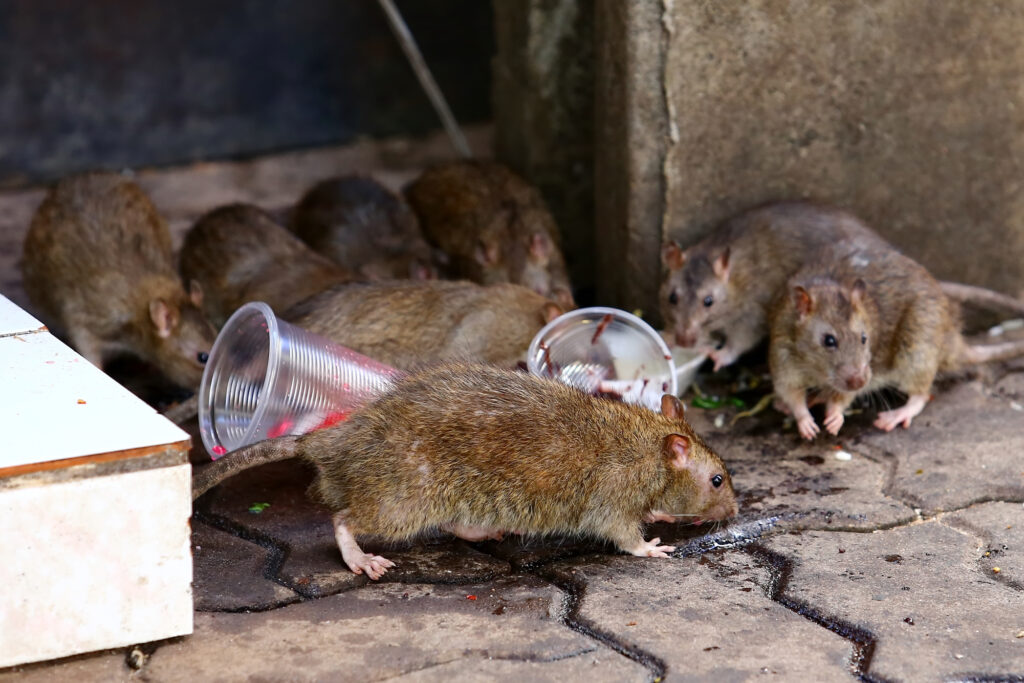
[691,396,721,409]
[727,396,747,409]
[248,502,271,514]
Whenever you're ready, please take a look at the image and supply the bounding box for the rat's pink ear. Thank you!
[541,301,564,324]
[188,279,204,307]
[850,278,867,306]
[662,433,691,469]
[149,299,179,338]
[660,394,685,420]
[661,242,686,270]
[528,232,550,262]
[474,239,500,266]
[712,247,731,281]
[793,285,814,318]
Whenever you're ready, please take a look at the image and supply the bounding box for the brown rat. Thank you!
[662,201,1024,370]
[660,202,889,370]
[180,203,353,327]
[283,279,564,370]
[290,175,440,281]
[192,362,738,579]
[405,160,575,310]
[22,172,216,389]
[769,245,1024,439]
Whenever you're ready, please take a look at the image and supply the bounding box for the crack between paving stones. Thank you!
[743,543,890,683]
[191,508,315,607]
[938,514,1024,593]
[535,565,668,683]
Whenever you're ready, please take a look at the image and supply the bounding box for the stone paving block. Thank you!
[0,651,131,683]
[857,381,1024,515]
[545,551,852,680]
[943,501,1024,590]
[995,370,1024,403]
[765,522,1024,680]
[197,459,510,598]
[705,433,915,532]
[191,521,299,612]
[142,578,646,682]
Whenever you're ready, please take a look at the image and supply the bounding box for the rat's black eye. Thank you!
[822,334,837,349]
[668,289,679,305]
[703,295,714,307]
[861,333,867,345]
[711,474,723,488]
[197,351,209,364]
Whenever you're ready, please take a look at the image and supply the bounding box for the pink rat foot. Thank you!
[823,408,845,436]
[628,537,677,558]
[333,513,395,580]
[796,414,820,440]
[874,394,929,432]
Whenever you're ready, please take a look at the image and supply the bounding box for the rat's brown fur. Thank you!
[769,245,1024,436]
[180,203,352,327]
[192,363,737,577]
[661,202,888,369]
[291,176,440,281]
[405,160,574,310]
[22,172,216,389]
[283,280,563,370]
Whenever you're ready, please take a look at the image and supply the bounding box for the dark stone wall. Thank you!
[0,0,493,185]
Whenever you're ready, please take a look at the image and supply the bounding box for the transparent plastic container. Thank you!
[198,302,401,459]
[526,307,677,412]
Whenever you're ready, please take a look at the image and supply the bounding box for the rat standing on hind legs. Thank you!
[192,363,738,579]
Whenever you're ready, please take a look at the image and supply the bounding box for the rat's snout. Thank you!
[675,326,698,348]
[840,362,871,391]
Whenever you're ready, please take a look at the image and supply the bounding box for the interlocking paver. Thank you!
[142,578,647,682]
[857,381,1024,514]
[716,435,916,531]
[943,501,1024,589]
[191,521,299,611]
[765,522,1024,681]
[544,552,853,680]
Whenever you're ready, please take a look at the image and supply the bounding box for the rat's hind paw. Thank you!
[629,537,677,558]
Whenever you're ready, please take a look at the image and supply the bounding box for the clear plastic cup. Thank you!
[526,307,677,412]
[198,301,401,459]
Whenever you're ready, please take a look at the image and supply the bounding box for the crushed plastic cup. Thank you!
[198,301,402,459]
[526,307,678,412]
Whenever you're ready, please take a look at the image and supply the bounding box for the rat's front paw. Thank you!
[823,408,845,435]
[709,348,738,372]
[629,537,677,558]
[796,414,820,440]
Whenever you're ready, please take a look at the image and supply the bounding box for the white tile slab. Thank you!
[0,464,193,667]
[0,292,44,337]
[0,330,188,471]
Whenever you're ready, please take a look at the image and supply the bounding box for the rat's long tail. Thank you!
[960,338,1024,365]
[940,282,1024,316]
[192,436,301,500]
[163,394,198,424]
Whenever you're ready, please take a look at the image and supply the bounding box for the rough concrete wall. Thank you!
[493,0,595,299]
[590,1,1024,322]
[593,0,669,313]
[658,1,1024,310]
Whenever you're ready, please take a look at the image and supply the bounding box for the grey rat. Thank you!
[660,202,889,370]
[661,201,1022,370]
[192,363,738,579]
[283,279,564,371]
[180,203,353,327]
[22,172,216,389]
[769,245,1024,439]
[405,160,575,310]
[290,175,440,281]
